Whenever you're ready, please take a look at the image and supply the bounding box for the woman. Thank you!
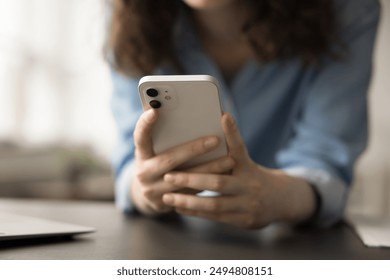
[107,0,380,228]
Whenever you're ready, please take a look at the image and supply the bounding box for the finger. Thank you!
[221,113,249,162]
[136,183,174,214]
[134,109,157,160]
[140,181,179,213]
[143,136,220,178]
[164,172,241,194]
[162,193,243,213]
[186,156,235,174]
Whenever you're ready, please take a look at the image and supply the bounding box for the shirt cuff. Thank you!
[115,160,137,213]
[283,167,348,227]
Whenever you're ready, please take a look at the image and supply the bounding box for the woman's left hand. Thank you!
[162,113,317,229]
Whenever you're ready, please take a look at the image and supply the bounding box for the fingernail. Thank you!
[145,110,156,122]
[163,194,174,205]
[226,113,236,127]
[204,137,218,148]
[164,173,174,183]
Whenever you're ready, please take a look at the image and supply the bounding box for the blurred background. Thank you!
[0,0,389,217]
[0,0,114,200]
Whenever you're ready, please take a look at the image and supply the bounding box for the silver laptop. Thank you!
[0,212,95,241]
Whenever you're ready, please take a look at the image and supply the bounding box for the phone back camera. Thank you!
[149,100,161,109]
[146,88,158,97]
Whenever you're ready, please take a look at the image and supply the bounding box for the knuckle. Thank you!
[243,216,257,229]
[182,197,193,209]
[211,176,225,191]
[177,196,194,209]
[191,141,206,155]
[142,188,155,200]
[176,173,190,186]
[135,167,149,183]
[170,174,190,186]
[207,199,221,212]
[159,154,177,169]
[175,198,187,209]
[250,199,261,210]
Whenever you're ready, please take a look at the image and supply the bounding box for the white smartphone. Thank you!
[138,75,227,169]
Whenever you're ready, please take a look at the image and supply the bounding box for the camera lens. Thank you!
[149,100,161,109]
[146,88,158,97]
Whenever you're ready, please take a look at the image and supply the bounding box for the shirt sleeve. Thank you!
[110,69,142,213]
[276,0,380,227]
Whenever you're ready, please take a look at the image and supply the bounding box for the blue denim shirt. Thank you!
[111,0,380,227]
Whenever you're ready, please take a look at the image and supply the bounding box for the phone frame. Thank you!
[138,75,227,169]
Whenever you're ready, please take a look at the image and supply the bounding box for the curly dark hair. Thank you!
[107,0,339,76]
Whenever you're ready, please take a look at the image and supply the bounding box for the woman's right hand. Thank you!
[131,109,235,216]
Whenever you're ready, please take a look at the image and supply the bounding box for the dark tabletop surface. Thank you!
[0,198,389,260]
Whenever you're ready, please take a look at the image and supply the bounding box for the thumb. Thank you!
[221,113,250,163]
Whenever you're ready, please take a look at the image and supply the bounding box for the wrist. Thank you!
[269,169,317,224]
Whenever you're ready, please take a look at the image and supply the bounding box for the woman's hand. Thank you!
[131,109,235,216]
[162,113,317,229]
